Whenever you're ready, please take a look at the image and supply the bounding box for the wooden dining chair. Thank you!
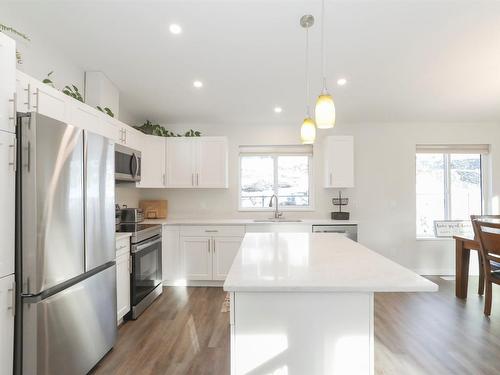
[470,215,500,295]
[472,220,500,316]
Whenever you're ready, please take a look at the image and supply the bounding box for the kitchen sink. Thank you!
[253,219,303,223]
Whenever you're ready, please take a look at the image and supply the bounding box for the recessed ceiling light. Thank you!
[169,24,182,34]
[193,80,203,88]
[274,107,283,113]
[337,78,347,86]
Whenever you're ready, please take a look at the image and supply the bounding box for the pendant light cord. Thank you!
[321,0,327,91]
[305,26,310,116]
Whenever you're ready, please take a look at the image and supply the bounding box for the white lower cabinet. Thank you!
[212,237,242,280]
[116,237,131,323]
[0,273,15,375]
[176,226,244,282]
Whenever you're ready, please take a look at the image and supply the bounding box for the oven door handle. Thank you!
[132,237,162,253]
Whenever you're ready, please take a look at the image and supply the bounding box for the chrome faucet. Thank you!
[269,194,283,219]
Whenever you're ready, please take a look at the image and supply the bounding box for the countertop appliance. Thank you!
[115,144,141,182]
[120,207,144,224]
[312,224,358,242]
[16,113,117,375]
[116,209,162,319]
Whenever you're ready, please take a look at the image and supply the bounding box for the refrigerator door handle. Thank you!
[8,281,15,316]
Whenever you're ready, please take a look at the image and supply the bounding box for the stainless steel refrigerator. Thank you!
[16,113,117,374]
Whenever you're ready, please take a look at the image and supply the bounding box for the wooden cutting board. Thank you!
[139,200,168,219]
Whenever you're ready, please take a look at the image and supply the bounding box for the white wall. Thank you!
[0,5,85,93]
[133,121,500,274]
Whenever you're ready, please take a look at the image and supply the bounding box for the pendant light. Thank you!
[315,0,335,129]
[300,14,316,145]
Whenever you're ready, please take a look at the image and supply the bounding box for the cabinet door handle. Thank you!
[196,173,199,186]
[8,93,16,121]
[124,129,127,143]
[25,83,31,109]
[212,239,215,253]
[329,173,332,186]
[32,88,39,110]
[8,282,15,317]
[162,173,166,186]
[9,142,16,172]
[208,239,211,253]
[192,173,194,187]
[205,230,218,233]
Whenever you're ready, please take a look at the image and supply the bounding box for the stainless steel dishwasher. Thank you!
[312,224,358,242]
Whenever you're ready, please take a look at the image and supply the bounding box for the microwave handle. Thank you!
[130,153,139,177]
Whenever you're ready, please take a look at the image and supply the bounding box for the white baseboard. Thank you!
[162,280,224,287]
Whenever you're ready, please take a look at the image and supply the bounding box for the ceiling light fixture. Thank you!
[300,14,316,145]
[169,24,182,34]
[314,0,335,129]
[274,107,283,113]
[337,78,347,86]
[193,80,203,88]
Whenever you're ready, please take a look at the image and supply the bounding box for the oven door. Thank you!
[115,144,141,182]
[131,235,162,307]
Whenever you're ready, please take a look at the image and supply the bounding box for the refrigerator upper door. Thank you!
[85,132,115,271]
[21,113,85,295]
[22,264,117,375]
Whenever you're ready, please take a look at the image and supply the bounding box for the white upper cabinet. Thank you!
[324,135,354,188]
[0,130,15,279]
[69,99,102,134]
[166,138,196,188]
[196,137,228,188]
[137,134,166,188]
[31,80,68,123]
[0,34,16,133]
[165,137,228,188]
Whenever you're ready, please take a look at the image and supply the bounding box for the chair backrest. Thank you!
[470,215,500,239]
[473,220,500,273]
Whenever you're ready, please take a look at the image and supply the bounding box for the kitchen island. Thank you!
[223,233,438,375]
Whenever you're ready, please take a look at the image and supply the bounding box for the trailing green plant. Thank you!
[62,85,84,102]
[134,120,201,137]
[0,23,30,64]
[42,71,55,88]
[96,106,114,118]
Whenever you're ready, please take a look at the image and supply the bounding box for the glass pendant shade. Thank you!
[300,117,316,144]
[315,93,335,129]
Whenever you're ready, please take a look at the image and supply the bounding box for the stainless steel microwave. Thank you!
[115,144,141,182]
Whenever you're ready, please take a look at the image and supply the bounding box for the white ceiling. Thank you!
[5,0,500,126]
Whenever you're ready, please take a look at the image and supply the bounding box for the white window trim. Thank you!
[415,151,488,239]
[238,153,315,212]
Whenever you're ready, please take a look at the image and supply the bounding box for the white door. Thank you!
[137,135,166,188]
[16,71,31,113]
[165,138,195,188]
[69,101,102,134]
[32,83,68,123]
[123,126,143,151]
[116,252,130,322]
[180,236,212,280]
[0,130,15,279]
[195,137,228,188]
[212,236,242,280]
[0,33,16,133]
[0,274,15,375]
[324,136,354,188]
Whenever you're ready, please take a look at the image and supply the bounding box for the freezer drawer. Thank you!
[22,264,117,375]
[312,224,358,242]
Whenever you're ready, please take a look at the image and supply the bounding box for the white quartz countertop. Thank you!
[142,218,358,225]
[115,232,132,241]
[223,233,438,293]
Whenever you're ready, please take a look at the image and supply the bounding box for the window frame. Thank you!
[415,151,487,239]
[238,152,315,212]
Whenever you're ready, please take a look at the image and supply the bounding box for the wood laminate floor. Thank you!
[92,277,500,375]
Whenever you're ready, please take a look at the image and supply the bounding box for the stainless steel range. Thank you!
[116,208,163,319]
